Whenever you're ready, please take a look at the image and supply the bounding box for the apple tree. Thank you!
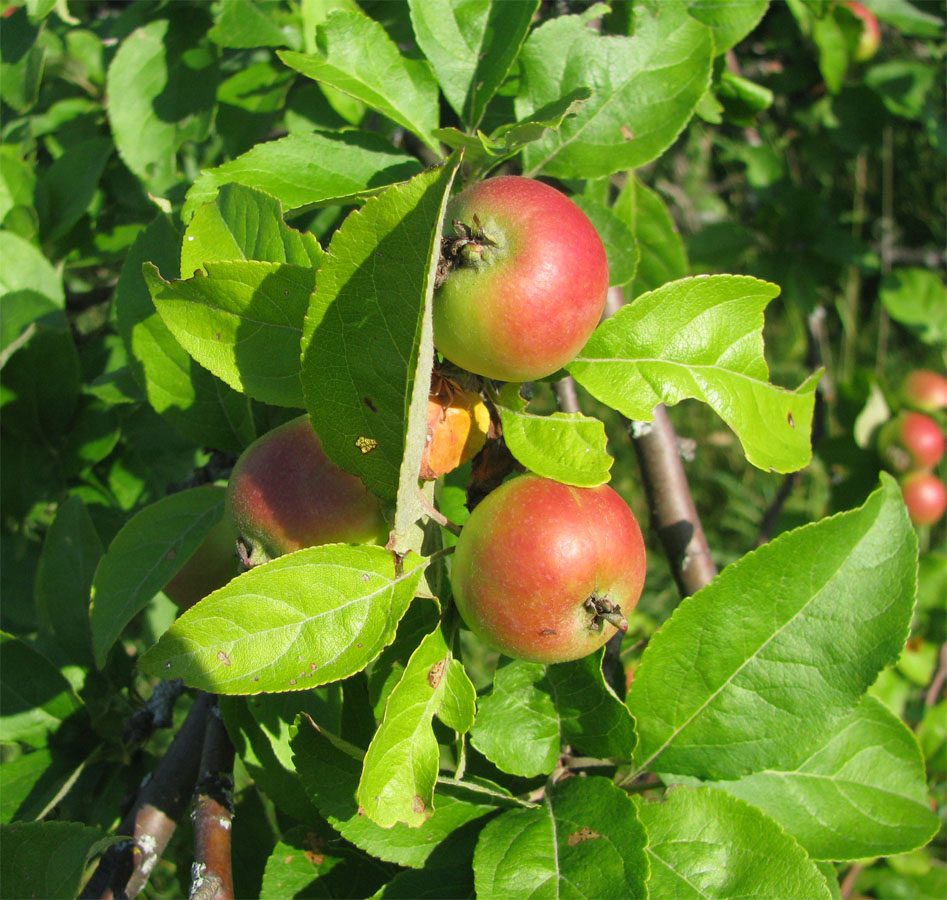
[1,1,944,898]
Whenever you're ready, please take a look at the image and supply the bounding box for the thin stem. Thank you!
[876,124,895,378]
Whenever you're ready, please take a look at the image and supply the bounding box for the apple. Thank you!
[450,474,646,663]
[901,471,947,526]
[419,374,490,481]
[879,411,946,473]
[845,1,881,61]
[164,515,240,611]
[903,370,947,412]
[226,415,388,565]
[433,176,609,383]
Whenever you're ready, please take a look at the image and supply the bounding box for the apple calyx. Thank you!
[436,215,501,286]
[584,593,629,633]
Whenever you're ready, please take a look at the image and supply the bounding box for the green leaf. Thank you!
[0,821,115,900]
[686,0,770,55]
[568,275,819,474]
[34,495,102,666]
[572,195,639,288]
[37,138,111,243]
[139,545,426,694]
[879,267,947,348]
[181,183,322,277]
[0,633,83,746]
[259,827,344,899]
[0,8,45,113]
[407,0,539,128]
[471,659,560,777]
[146,260,316,408]
[0,146,37,230]
[471,653,636,777]
[114,216,257,453]
[866,60,937,119]
[357,626,454,827]
[664,696,940,861]
[614,175,688,299]
[369,817,480,898]
[640,786,831,900]
[182,130,423,223]
[279,9,440,153]
[432,87,592,175]
[1,748,66,824]
[474,776,648,899]
[292,716,495,867]
[219,693,339,823]
[1,320,79,444]
[89,485,228,668]
[208,0,288,48]
[516,5,714,178]
[871,0,945,37]
[300,156,460,517]
[628,475,918,780]
[0,231,64,308]
[437,659,477,734]
[105,9,218,193]
[493,383,612,488]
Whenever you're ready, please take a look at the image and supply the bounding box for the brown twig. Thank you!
[840,863,864,899]
[81,692,214,900]
[123,679,185,747]
[189,699,236,900]
[926,643,947,707]
[630,405,718,597]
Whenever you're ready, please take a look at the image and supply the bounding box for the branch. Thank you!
[602,287,718,597]
[190,699,236,900]
[82,692,214,900]
[630,406,718,596]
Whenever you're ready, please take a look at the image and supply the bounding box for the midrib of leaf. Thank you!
[765,769,930,807]
[646,850,715,900]
[544,792,563,899]
[524,23,705,176]
[631,506,883,777]
[571,357,782,396]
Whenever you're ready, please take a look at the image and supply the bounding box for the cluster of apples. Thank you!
[878,370,947,527]
[166,177,646,664]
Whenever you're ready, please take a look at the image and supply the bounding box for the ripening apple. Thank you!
[433,176,609,383]
[226,415,388,565]
[879,411,946,473]
[845,1,881,61]
[450,475,646,663]
[900,471,947,526]
[902,370,947,413]
[419,375,490,481]
[163,515,240,611]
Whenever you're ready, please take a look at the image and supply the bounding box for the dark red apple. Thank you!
[164,515,240,611]
[845,1,881,61]
[901,471,947,526]
[879,411,946,472]
[433,176,609,383]
[226,415,388,565]
[450,474,646,663]
[903,370,947,413]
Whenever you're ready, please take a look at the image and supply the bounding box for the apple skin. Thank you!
[903,370,947,412]
[450,475,646,664]
[879,411,946,472]
[164,515,241,611]
[845,1,881,61]
[901,471,947,526]
[226,415,388,565]
[433,176,609,383]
